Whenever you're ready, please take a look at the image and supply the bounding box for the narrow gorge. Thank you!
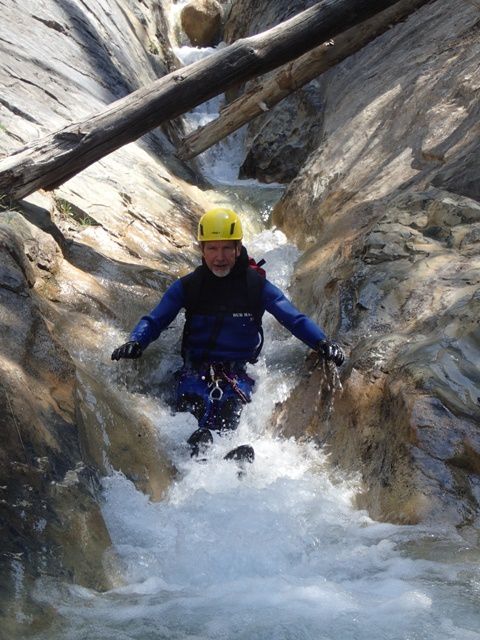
[1,1,479,638]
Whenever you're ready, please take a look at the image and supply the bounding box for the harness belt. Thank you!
[207,363,251,405]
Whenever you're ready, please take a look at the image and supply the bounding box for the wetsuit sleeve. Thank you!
[263,280,327,349]
[129,280,185,349]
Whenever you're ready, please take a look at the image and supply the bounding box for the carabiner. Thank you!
[208,365,223,401]
[209,379,223,401]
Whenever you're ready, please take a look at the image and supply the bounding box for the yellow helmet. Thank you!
[198,208,243,241]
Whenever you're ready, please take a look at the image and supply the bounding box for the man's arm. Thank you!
[263,280,344,365]
[111,280,185,360]
[263,280,326,348]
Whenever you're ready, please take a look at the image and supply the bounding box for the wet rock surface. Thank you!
[274,186,480,524]
[270,0,479,527]
[0,220,112,623]
[0,0,213,627]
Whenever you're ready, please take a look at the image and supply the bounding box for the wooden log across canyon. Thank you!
[0,0,417,202]
[177,0,430,160]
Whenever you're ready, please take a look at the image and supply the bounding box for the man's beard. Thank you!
[211,266,231,278]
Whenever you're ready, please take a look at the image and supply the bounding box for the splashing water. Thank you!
[173,45,248,185]
[174,45,284,189]
[311,358,343,425]
[29,228,480,640]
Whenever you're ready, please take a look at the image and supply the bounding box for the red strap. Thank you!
[248,257,266,278]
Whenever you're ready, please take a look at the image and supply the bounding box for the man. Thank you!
[111,208,344,460]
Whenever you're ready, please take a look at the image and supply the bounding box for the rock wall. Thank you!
[275,189,480,524]
[224,0,316,40]
[272,0,480,526]
[0,0,216,628]
[274,0,479,239]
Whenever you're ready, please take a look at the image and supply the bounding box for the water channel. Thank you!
[28,37,480,640]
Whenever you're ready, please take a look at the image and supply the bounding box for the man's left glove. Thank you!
[111,340,143,361]
[316,339,345,367]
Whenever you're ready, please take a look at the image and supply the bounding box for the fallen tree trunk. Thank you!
[178,0,430,160]
[0,0,405,201]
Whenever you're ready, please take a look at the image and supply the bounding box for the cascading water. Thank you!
[173,44,246,185]
[30,42,480,640]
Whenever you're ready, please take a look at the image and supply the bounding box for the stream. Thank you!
[29,40,480,640]
[31,221,480,640]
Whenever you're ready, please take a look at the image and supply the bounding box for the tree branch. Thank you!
[178,0,431,160]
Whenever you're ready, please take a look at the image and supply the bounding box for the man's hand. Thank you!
[111,340,143,361]
[316,339,345,367]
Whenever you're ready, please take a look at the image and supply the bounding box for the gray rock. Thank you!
[274,185,480,525]
[224,0,316,40]
[0,0,207,625]
[239,84,324,183]
[273,1,480,246]
[0,223,114,623]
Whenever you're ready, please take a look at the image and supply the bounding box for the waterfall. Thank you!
[29,39,480,640]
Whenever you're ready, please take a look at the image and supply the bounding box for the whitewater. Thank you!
[33,221,480,639]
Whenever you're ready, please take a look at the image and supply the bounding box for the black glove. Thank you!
[316,339,345,367]
[111,340,143,361]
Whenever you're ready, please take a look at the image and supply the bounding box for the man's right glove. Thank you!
[111,340,143,361]
[316,339,345,367]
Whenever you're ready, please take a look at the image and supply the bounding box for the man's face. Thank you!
[202,240,240,278]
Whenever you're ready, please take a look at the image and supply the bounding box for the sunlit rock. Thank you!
[0,222,114,625]
[180,0,223,47]
[274,188,480,524]
[0,0,212,625]
[269,0,480,524]
[240,2,479,187]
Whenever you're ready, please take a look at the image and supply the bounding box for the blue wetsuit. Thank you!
[129,248,327,430]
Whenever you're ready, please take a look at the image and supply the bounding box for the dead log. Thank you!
[0,0,405,202]
[178,0,430,160]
